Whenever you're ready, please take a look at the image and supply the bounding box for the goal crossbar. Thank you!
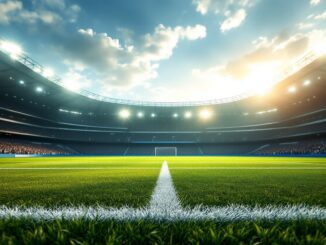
[155,147,177,156]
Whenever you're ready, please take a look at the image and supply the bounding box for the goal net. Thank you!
[155,147,177,156]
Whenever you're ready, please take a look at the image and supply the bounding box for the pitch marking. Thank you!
[0,161,325,221]
[0,167,160,170]
[148,161,182,212]
[169,167,326,170]
[1,167,326,170]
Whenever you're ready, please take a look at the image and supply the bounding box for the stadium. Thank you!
[0,0,326,244]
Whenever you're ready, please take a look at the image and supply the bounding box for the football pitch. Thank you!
[0,156,325,244]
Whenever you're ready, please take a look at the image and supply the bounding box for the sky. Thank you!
[0,0,326,102]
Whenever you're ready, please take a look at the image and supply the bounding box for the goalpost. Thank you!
[155,147,177,156]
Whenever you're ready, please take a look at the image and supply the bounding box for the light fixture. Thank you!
[199,109,212,120]
[137,112,144,118]
[173,113,178,118]
[184,111,192,118]
[288,86,297,93]
[36,86,43,93]
[19,80,25,85]
[151,113,156,118]
[119,109,130,119]
[303,80,311,86]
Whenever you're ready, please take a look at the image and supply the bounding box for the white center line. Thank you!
[148,161,182,212]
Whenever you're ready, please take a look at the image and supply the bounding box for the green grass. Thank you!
[172,169,326,207]
[168,156,326,207]
[165,156,326,167]
[0,156,326,207]
[0,156,164,168]
[0,157,163,207]
[0,156,326,244]
[0,219,325,244]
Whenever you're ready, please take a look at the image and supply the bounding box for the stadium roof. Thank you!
[0,39,322,107]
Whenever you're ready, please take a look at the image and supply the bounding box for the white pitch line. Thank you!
[0,160,326,221]
[0,205,325,221]
[1,167,325,170]
[148,161,182,212]
[0,168,160,170]
[169,167,326,170]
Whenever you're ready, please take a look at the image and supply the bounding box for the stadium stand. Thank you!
[0,47,325,156]
[254,140,326,155]
[0,138,69,155]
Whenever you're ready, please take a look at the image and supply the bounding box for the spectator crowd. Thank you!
[0,139,67,155]
[256,140,326,155]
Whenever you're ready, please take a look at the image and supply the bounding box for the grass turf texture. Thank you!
[0,157,163,207]
[0,156,325,244]
[0,156,325,208]
[167,157,326,207]
[0,219,325,244]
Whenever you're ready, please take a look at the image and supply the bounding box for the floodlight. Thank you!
[36,86,43,93]
[267,108,278,113]
[173,113,178,118]
[288,86,297,93]
[303,80,311,86]
[19,80,25,85]
[199,109,212,119]
[256,111,266,115]
[184,111,192,118]
[151,113,156,118]
[43,68,54,78]
[0,41,22,59]
[119,109,130,119]
[137,112,144,118]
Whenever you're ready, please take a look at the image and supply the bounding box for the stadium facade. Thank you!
[0,49,325,155]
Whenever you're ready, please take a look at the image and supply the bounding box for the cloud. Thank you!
[193,0,256,32]
[193,0,255,15]
[190,29,326,99]
[297,22,315,30]
[138,24,206,62]
[0,0,80,26]
[180,24,207,40]
[224,32,309,79]
[0,0,22,24]
[0,1,207,94]
[220,9,246,32]
[54,24,206,91]
[310,0,321,5]
[314,10,326,20]
[300,10,326,31]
